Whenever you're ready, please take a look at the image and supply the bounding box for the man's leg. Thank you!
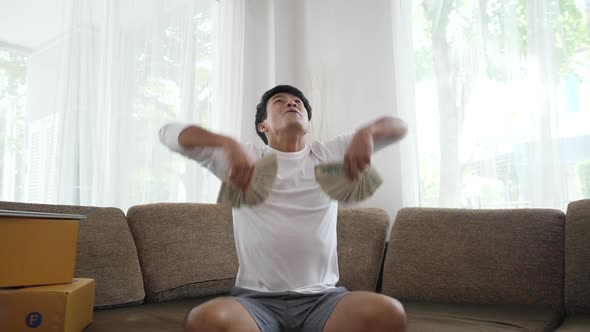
[185,297,260,332]
[322,292,407,332]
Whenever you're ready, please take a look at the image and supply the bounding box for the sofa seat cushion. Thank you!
[403,301,562,332]
[85,296,218,332]
[554,315,590,331]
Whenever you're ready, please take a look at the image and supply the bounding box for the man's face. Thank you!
[258,93,309,139]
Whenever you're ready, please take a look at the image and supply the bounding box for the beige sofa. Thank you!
[0,202,388,331]
[1,199,588,331]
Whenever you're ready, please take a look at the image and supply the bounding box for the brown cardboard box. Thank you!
[0,210,85,288]
[0,278,95,332]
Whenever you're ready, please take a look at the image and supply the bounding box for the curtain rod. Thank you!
[0,41,33,55]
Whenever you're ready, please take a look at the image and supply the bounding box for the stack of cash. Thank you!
[217,156,383,207]
[314,162,383,203]
[217,154,278,208]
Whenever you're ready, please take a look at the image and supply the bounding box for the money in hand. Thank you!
[217,154,278,208]
[314,162,383,203]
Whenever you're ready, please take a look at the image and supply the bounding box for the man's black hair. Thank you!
[255,85,312,145]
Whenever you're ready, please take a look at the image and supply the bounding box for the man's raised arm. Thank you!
[344,116,407,180]
[159,124,255,191]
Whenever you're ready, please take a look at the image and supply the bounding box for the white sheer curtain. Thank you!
[21,0,241,211]
[401,0,590,209]
[212,0,244,137]
[240,0,589,215]
[9,0,587,213]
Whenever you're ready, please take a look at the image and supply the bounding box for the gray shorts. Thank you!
[230,286,348,332]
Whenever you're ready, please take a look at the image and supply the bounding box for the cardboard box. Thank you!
[0,210,85,288]
[0,278,95,332]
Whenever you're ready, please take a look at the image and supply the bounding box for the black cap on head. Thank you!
[255,85,312,145]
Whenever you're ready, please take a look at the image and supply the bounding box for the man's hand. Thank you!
[344,127,373,181]
[344,116,407,181]
[223,139,255,191]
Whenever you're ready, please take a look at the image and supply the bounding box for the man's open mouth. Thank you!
[285,109,301,116]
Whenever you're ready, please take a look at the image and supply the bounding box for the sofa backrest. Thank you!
[0,201,145,308]
[126,203,390,302]
[382,207,565,311]
[126,203,237,303]
[564,199,590,314]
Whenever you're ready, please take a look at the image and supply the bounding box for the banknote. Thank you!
[217,154,278,208]
[314,162,383,202]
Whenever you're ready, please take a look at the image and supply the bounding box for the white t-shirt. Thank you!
[160,123,379,294]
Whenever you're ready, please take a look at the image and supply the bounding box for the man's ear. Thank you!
[257,122,266,133]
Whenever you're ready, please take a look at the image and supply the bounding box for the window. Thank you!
[0,46,28,202]
[412,0,590,208]
[0,1,216,210]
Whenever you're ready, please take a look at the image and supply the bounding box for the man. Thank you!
[159,85,407,332]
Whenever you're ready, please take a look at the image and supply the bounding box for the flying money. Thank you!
[217,154,278,208]
[314,162,383,203]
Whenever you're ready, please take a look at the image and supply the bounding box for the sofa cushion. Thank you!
[0,201,145,308]
[383,208,565,311]
[554,315,590,331]
[403,301,562,332]
[127,203,389,302]
[564,199,590,314]
[336,208,389,291]
[126,203,237,302]
[86,296,215,332]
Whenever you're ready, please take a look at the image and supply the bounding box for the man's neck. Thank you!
[267,134,306,152]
